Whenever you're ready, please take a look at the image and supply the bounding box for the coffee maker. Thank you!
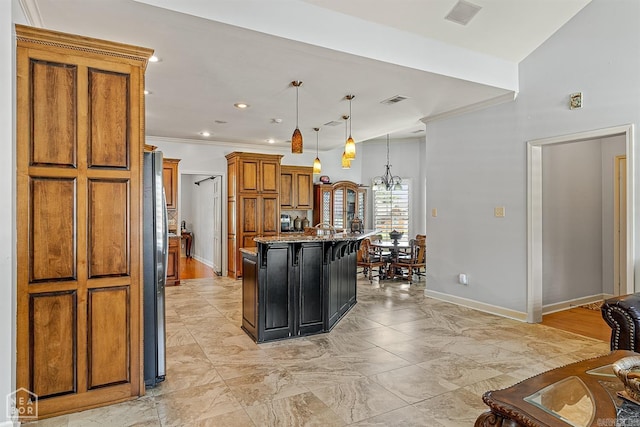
[280,214,292,232]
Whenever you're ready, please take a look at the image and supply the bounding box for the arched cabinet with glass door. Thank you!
[313,181,367,231]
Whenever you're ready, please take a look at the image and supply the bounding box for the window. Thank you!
[372,180,410,242]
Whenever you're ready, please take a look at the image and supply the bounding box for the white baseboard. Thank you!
[542,293,613,315]
[0,420,18,427]
[424,289,528,322]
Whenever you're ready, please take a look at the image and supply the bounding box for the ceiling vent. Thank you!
[445,0,482,26]
[323,120,342,127]
[381,95,409,105]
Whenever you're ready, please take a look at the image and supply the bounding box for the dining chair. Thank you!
[389,237,426,284]
[357,238,386,282]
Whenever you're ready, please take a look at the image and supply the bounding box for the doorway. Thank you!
[180,172,224,277]
[527,125,635,323]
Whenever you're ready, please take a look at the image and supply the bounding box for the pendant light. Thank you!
[341,115,351,169]
[313,127,322,174]
[344,94,356,160]
[291,80,303,154]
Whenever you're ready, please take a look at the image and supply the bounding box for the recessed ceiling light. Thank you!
[149,55,160,63]
[234,103,249,109]
[266,138,275,144]
[144,90,151,95]
[271,118,282,124]
[200,131,211,137]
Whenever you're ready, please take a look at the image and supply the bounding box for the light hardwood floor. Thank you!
[542,307,610,342]
[180,256,215,279]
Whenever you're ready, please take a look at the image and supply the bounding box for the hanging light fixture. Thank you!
[291,80,303,154]
[344,94,356,160]
[341,115,351,169]
[313,127,322,174]
[372,134,402,191]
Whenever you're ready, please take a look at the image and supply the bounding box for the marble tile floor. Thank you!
[27,276,610,427]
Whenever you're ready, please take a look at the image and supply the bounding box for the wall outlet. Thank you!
[458,273,468,285]
[494,206,505,218]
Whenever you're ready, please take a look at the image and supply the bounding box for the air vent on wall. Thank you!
[381,95,409,105]
[323,120,342,127]
[445,0,482,26]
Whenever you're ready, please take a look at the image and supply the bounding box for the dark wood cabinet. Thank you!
[326,241,358,329]
[240,237,364,343]
[314,181,366,231]
[281,165,314,210]
[166,236,181,286]
[227,152,283,278]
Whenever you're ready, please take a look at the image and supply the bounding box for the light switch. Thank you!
[494,206,505,218]
[432,208,437,217]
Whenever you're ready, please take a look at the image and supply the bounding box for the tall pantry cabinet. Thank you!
[226,152,283,279]
[15,25,152,419]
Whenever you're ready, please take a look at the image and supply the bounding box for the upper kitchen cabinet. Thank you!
[313,181,366,231]
[15,24,152,419]
[237,155,280,194]
[226,152,283,278]
[280,165,313,210]
[162,157,180,210]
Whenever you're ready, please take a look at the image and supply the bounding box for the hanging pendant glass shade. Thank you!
[344,136,356,160]
[344,95,356,160]
[291,127,303,154]
[341,152,351,169]
[291,81,303,154]
[313,127,321,173]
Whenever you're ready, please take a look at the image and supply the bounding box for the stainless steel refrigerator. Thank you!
[143,150,168,387]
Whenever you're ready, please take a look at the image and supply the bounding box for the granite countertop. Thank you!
[240,247,258,256]
[253,229,379,244]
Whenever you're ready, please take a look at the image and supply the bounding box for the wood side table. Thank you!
[475,350,640,427]
[181,231,193,258]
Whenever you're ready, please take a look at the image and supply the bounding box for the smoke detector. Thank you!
[445,0,482,26]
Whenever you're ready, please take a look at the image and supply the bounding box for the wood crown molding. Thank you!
[15,24,154,65]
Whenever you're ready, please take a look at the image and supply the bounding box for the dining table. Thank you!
[369,239,411,279]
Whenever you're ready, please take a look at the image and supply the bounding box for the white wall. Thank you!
[425,0,640,315]
[3,1,22,424]
[542,140,603,305]
[182,174,215,266]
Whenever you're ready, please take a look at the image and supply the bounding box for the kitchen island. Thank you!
[240,230,377,342]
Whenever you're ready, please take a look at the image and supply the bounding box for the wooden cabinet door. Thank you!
[261,159,280,193]
[280,170,295,209]
[16,25,152,419]
[166,237,180,286]
[162,158,180,210]
[295,171,313,209]
[239,159,260,193]
[261,195,279,234]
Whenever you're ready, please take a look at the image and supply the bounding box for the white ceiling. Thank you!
[27,0,590,151]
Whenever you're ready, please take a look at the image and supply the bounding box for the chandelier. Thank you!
[372,134,402,191]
